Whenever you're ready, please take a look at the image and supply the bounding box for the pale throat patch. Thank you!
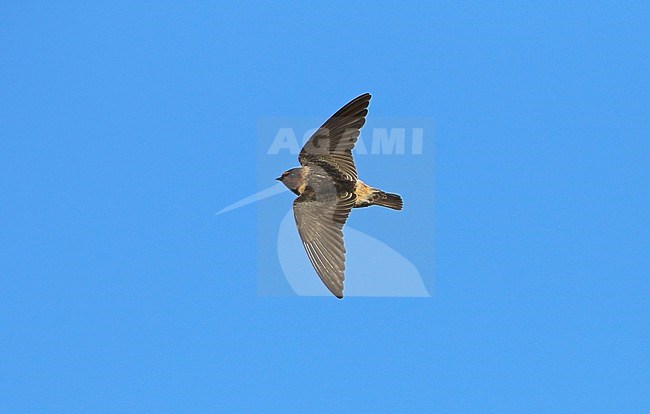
[297,166,309,194]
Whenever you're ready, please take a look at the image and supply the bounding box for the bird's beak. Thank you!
[275,176,282,181]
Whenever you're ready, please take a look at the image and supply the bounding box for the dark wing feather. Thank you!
[293,190,355,299]
[299,93,371,182]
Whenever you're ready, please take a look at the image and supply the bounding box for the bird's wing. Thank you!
[293,190,355,299]
[299,93,371,182]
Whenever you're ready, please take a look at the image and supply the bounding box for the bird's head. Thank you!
[276,167,304,194]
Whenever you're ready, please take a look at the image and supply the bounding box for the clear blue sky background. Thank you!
[2,2,649,412]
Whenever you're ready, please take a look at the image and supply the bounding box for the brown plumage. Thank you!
[276,93,403,298]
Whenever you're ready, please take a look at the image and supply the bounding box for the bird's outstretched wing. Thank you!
[293,188,355,299]
[299,93,371,182]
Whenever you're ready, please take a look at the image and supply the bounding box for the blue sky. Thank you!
[2,2,649,412]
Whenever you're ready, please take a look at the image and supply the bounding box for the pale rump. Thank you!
[353,180,375,205]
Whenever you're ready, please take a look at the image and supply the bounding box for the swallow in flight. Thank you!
[276,93,403,298]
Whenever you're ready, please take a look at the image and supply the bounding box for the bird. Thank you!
[276,93,403,298]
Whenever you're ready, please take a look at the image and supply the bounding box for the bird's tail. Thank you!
[372,191,403,210]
